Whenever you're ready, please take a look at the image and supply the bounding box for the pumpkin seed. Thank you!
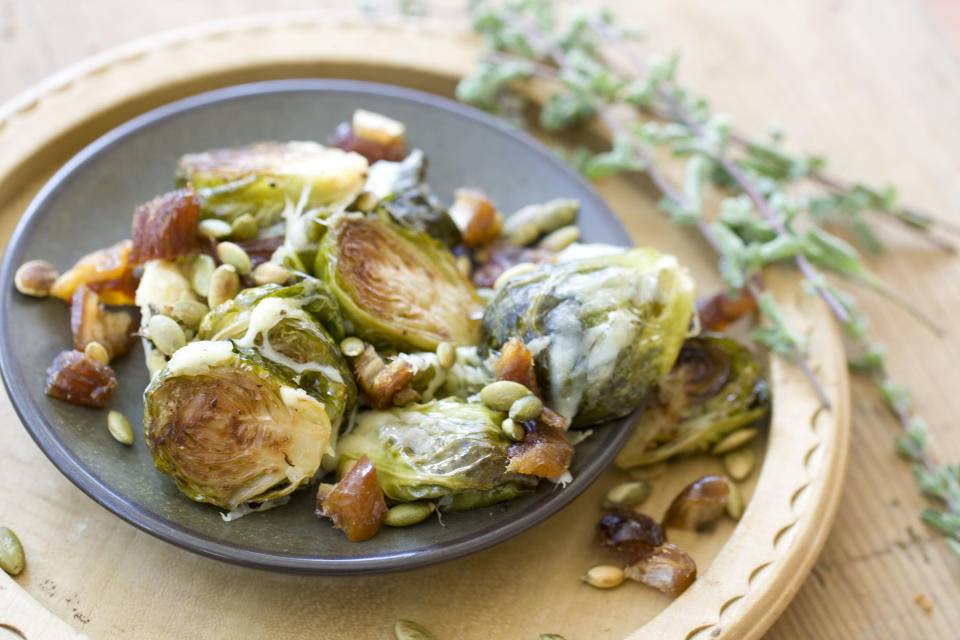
[251,262,289,286]
[208,264,239,309]
[0,526,25,576]
[480,380,531,411]
[171,300,210,330]
[107,410,135,445]
[383,502,436,527]
[336,458,357,481]
[508,395,543,422]
[493,262,539,290]
[505,221,540,246]
[723,447,757,481]
[436,341,456,369]
[455,255,472,278]
[189,254,216,298]
[725,478,744,520]
[217,241,252,276]
[582,565,624,589]
[340,337,365,358]
[537,225,580,252]
[84,341,110,365]
[230,213,258,241]
[148,314,186,356]
[501,417,525,442]
[602,481,651,510]
[14,260,58,297]
[712,428,758,455]
[199,218,232,239]
[394,619,435,640]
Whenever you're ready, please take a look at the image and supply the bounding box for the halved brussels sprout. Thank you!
[177,142,369,227]
[144,341,333,510]
[482,248,695,427]
[314,213,484,351]
[197,280,355,429]
[615,334,770,468]
[337,398,536,510]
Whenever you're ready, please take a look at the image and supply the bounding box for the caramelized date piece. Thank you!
[316,455,388,542]
[45,350,118,408]
[495,338,574,480]
[598,510,666,559]
[449,189,503,248]
[328,122,407,163]
[697,288,757,332]
[662,475,731,530]
[50,239,136,305]
[130,187,200,264]
[70,285,137,359]
[624,542,697,597]
[236,236,285,269]
[348,344,418,410]
[472,243,555,288]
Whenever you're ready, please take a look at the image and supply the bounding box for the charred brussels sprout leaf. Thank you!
[615,334,770,468]
[177,142,368,227]
[197,280,355,429]
[337,398,536,510]
[367,150,462,247]
[482,248,696,427]
[144,341,334,511]
[314,213,484,351]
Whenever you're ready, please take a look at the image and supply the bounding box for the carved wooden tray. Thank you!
[0,12,849,640]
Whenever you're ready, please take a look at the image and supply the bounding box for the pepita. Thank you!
[501,417,525,442]
[480,380,531,411]
[505,221,540,246]
[340,337,365,358]
[217,241,252,276]
[189,254,216,298]
[383,502,436,527]
[0,526,25,576]
[723,447,757,481]
[171,300,210,330]
[582,565,625,589]
[508,394,543,422]
[455,255,472,278]
[208,264,239,309]
[537,225,580,252]
[602,481,651,510]
[148,314,186,356]
[725,478,744,520]
[199,218,232,239]
[251,262,290,286]
[436,341,456,369]
[84,341,110,365]
[493,262,539,290]
[336,458,358,481]
[230,213,258,241]
[14,260,58,297]
[394,619,436,640]
[712,428,758,455]
[107,410,135,445]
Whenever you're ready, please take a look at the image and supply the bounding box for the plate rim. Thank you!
[0,78,639,575]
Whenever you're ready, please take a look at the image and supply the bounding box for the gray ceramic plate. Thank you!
[0,80,635,574]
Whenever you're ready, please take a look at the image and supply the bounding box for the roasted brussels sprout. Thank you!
[144,341,334,510]
[482,248,696,427]
[177,142,369,227]
[337,398,536,510]
[314,213,484,351]
[615,334,769,468]
[197,280,355,428]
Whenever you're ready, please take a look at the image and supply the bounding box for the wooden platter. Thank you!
[0,13,849,640]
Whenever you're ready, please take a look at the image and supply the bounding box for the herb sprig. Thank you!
[455,0,960,559]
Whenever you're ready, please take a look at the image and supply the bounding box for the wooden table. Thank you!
[1,1,959,637]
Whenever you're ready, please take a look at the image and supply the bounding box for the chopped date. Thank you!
[130,187,200,264]
[697,288,757,332]
[50,239,136,306]
[662,475,731,530]
[70,285,137,359]
[317,455,388,542]
[327,122,407,163]
[597,509,667,559]
[449,189,503,248]
[45,350,118,408]
[623,542,697,597]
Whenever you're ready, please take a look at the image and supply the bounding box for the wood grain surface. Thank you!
[0,1,958,638]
